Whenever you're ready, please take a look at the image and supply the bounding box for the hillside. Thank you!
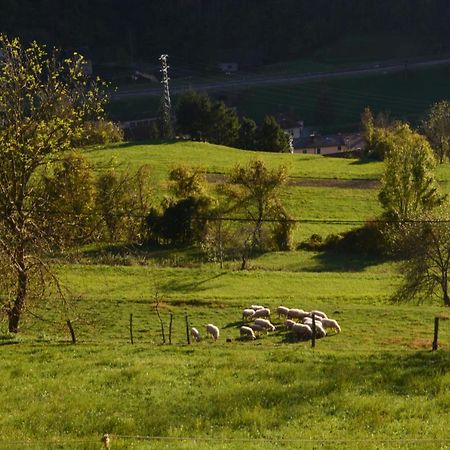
[1,142,450,448]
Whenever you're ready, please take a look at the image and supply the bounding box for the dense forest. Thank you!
[2,0,450,68]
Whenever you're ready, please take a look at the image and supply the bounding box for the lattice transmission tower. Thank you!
[159,54,174,139]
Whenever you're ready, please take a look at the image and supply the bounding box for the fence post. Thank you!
[311,314,316,348]
[66,319,76,344]
[169,313,173,345]
[432,317,439,351]
[185,315,191,345]
[129,313,134,345]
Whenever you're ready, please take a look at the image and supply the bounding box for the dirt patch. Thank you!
[206,173,379,189]
[288,178,380,189]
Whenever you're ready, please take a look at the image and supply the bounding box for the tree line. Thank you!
[168,90,290,152]
[2,0,450,66]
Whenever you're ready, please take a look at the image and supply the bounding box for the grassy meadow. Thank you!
[1,142,450,449]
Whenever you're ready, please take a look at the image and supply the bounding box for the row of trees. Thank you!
[175,91,291,152]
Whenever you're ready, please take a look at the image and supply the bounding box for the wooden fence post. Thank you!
[129,313,134,345]
[185,315,191,345]
[311,314,316,348]
[169,313,173,345]
[432,317,439,351]
[66,319,76,344]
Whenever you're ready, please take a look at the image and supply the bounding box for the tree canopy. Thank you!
[378,123,444,221]
[0,35,107,332]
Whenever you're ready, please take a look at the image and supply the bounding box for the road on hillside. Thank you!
[113,57,450,100]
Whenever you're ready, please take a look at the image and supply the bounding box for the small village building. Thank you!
[293,132,365,156]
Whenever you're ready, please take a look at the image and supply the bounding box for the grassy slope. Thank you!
[2,143,450,448]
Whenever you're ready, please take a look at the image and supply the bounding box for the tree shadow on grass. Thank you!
[160,272,227,294]
[304,250,388,273]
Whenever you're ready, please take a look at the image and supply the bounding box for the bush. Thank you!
[299,222,388,257]
[74,120,124,147]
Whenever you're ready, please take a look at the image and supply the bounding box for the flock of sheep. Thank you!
[190,305,341,343]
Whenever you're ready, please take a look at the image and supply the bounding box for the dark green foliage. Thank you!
[146,196,212,246]
[176,91,212,140]
[256,115,290,152]
[238,116,258,150]
[300,222,388,258]
[208,101,240,147]
[3,1,450,66]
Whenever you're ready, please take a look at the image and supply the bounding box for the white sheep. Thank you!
[249,323,267,334]
[242,308,255,320]
[320,318,341,333]
[251,304,265,310]
[287,308,310,321]
[254,318,276,332]
[285,319,296,329]
[206,323,220,340]
[253,307,271,319]
[277,306,290,319]
[291,323,313,339]
[303,316,322,326]
[313,322,327,339]
[191,327,201,342]
[310,310,328,319]
[240,326,256,340]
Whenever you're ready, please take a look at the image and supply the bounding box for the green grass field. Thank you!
[1,142,450,449]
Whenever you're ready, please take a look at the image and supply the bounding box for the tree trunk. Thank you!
[444,289,450,307]
[442,269,450,307]
[8,265,28,333]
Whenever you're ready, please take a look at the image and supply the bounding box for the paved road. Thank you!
[113,57,450,101]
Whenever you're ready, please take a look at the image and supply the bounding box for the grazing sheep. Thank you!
[313,322,327,339]
[254,318,276,332]
[240,326,256,340]
[253,308,271,319]
[287,308,310,321]
[285,319,296,329]
[251,304,265,310]
[277,306,290,319]
[242,308,255,320]
[320,318,341,333]
[249,323,267,334]
[291,323,312,339]
[191,327,201,342]
[310,310,328,319]
[206,323,220,340]
[303,316,322,326]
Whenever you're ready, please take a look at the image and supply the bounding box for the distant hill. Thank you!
[2,0,450,70]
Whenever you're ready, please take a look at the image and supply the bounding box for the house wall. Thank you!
[294,145,343,155]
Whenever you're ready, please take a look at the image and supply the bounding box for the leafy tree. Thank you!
[95,165,152,242]
[378,123,444,221]
[422,100,450,164]
[208,101,240,147]
[0,36,106,332]
[40,153,97,245]
[238,116,258,150]
[168,165,207,199]
[156,196,212,245]
[147,165,212,246]
[175,91,212,140]
[223,159,290,268]
[389,207,450,306]
[256,116,290,152]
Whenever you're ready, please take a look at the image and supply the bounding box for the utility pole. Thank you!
[159,54,174,139]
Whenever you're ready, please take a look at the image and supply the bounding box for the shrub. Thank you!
[74,120,124,147]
